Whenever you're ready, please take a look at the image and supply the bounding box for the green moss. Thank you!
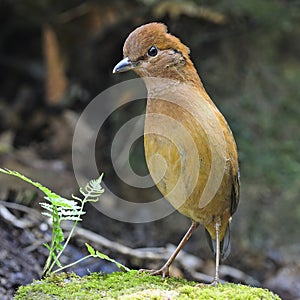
[14,270,281,300]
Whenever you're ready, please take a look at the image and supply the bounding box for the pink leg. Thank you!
[210,221,221,286]
[140,221,199,278]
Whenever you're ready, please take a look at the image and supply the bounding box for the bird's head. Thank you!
[113,23,201,86]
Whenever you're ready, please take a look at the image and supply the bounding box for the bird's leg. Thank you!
[211,221,221,286]
[140,221,199,278]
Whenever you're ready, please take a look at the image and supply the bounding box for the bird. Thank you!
[113,22,239,285]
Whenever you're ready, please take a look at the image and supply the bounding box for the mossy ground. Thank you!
[14,270,281,300]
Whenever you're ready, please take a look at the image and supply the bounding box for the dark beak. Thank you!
[113,57,138,73]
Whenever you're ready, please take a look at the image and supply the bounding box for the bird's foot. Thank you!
[196,278,220,287]
[139,266,170,278]
[209,278,220,287]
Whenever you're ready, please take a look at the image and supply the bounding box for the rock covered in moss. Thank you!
[14,270,281,299]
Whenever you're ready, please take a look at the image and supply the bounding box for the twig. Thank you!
[66,224,252,283]
[64,223,171,260]
[0,201,255,283]
[0,203,35,228]
[0,200,43,220]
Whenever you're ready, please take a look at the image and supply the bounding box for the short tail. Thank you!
[205,224,231,261]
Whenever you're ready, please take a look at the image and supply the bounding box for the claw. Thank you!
[139,266,170,278]
[209,279,219,287]
[196,278,221,288]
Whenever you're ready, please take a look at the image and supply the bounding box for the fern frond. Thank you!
[44,196,77,208]
[0,168,61,201]
[78,173,105,203]
[0,168,112,276]
[71,195,82,202]
[39,202,53,212]
[57,209,85,216]
[85,243,130,272]
[60,216,83,221]
[41,212,53,218]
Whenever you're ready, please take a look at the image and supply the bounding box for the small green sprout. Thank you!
[0,168,129,277]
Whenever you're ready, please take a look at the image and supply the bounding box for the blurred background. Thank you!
[0,0,299,299]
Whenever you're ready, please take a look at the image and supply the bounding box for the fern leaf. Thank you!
[60,216,82,221]
[0,168,61,201]
[71,194,82,202]
[39,202,53,211]
[84,243,130,272]
[41,212,53,218]
[79,174,105,203]
[44,196,77,208]
[85,243,96,256]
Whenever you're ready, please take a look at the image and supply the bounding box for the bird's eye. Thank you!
[147,46,158,57]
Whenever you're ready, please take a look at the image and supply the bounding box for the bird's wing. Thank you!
[230,168,240,216]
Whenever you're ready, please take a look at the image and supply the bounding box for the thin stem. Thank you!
[42,211,59,276]
[42,249,53,276]
[52,255,93,274]
[47,204,83,273]
[47,188,94,274]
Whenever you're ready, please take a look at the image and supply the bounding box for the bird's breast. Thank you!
[144,96,212,214]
